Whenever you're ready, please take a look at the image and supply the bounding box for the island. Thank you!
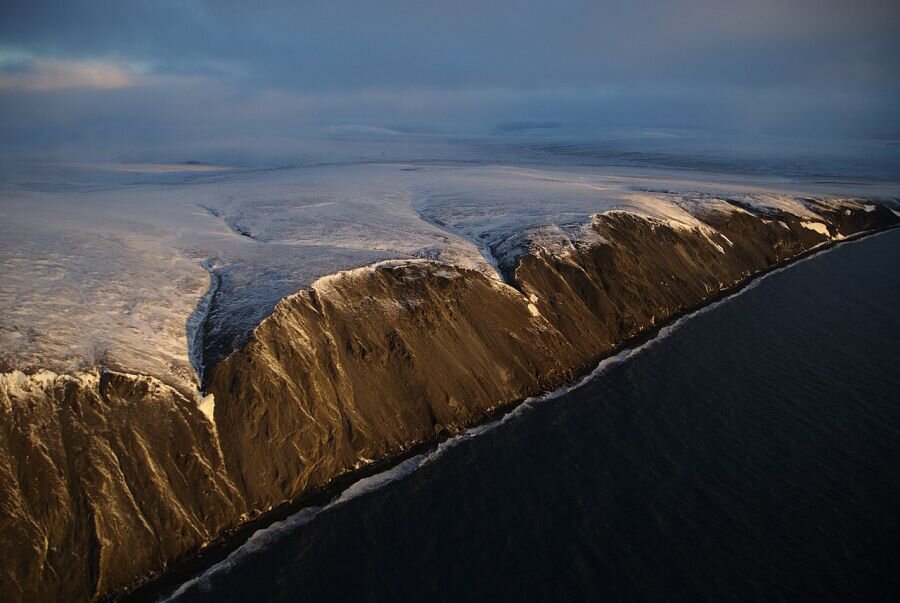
[1,159,898,601]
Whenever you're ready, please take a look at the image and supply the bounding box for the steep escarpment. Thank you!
[1,197,897,602]
[510,203,837,355]
[0,371,245,602]
[207,261,580,509]
[205,198,898,514]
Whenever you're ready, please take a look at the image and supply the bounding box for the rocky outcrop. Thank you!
[1,198,897,601]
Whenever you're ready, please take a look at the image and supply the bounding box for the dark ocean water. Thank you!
[167,229,900,602]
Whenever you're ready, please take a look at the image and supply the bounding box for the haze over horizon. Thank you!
[1,0,899,161]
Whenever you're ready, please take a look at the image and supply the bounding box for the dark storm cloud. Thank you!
[1,0,899,155]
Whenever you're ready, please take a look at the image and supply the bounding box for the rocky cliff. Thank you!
[1,197,897,601]
[0,371,244,601]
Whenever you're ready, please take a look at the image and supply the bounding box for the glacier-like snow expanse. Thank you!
[2,151,898,394]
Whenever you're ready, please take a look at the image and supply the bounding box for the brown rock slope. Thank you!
[1,198,897,601]
[0,372,245,602]
[208,200,897,513]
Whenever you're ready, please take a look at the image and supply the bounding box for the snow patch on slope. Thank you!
[800,221,830,236]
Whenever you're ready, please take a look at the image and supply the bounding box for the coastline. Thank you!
[118,222,900,603]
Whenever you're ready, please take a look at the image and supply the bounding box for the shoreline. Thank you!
[116,223,898,603]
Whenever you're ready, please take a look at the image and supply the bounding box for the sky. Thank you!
[1,0,899,160]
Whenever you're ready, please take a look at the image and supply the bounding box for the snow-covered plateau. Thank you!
[2,158,897,394]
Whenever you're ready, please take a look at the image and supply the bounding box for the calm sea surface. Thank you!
[167,229,900,602]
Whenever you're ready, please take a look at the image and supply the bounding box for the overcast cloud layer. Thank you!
[1,0,899,159]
